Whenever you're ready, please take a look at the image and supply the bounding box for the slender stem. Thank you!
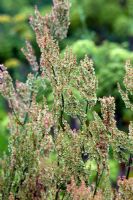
[55,155,60,200]
[61,192,66,200]
[126,154,132,179]
[52,65,58,84]
[93,172,99,197]
[93,168,104,197]
[23,90,33,125]
[85,100,88,115]
[60,93,65,131]
[55,184,60,200]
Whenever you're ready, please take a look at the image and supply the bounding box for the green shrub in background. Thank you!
[1,0,133,69]
[70,40,133,96]
[70,0,133,41]
[0,0,52,69]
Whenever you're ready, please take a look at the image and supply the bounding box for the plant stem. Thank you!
[93,168,104,197]
[85,100,88,115]
[60,93,65,130]
[126,154,132,179]
[55,185,60,200]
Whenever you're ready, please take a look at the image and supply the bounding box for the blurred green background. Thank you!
[0,0,133,180]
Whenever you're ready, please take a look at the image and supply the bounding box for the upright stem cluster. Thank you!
[0,1,133,200]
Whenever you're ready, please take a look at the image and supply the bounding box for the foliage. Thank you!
[70,0,133,41]
[0,0,51,69]
[0,0,133,199]
[70,40,133,97]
